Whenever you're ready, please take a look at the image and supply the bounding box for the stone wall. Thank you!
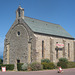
[34,33,74,63]
[3,18,36,64]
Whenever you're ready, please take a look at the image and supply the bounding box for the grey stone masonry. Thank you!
[34,33,74,63]
[3,18,36,64]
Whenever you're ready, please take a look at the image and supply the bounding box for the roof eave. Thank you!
[34,32,74,40]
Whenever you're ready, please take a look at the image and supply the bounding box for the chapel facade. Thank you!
[3,6,75,65]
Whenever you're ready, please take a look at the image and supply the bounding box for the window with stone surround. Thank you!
[42,40,44,58]
[17,31,20,36]
[56,49,58,59]
[68,43,70,58]
[18,8,21,17]
[56,42,58,59]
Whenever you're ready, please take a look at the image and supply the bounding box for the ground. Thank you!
[0,68,75,75]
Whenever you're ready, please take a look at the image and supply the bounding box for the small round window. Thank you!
[17,31,20,36]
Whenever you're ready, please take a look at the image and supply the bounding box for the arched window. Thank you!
[68,43,70,58]
[56,49,58,59]
[18,8,21,17]
[42,40,44,58]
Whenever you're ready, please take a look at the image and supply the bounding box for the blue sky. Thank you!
[0,0,75,56]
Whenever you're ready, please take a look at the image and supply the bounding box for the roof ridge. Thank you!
[24,16,60,26]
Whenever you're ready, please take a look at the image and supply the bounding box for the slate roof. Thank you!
[24,16,73,39]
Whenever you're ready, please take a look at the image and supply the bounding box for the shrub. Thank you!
[67,62,75,68]
[48,62,55,69]
[57,61,67,69]
[0,64,14,70]
[41,59,50,63]
[21,63,28,71]
[41,62,48,69]
[30,62,43,71]
[59,58,68,63]
[41,62,55,69]
[0,59,3,64]
[17,63,23,71]
[0,64,2,70]
[27,65,32,71]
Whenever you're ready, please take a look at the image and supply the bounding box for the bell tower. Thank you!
[16,6,24,19]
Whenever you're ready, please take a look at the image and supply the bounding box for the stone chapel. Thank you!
[3,6,75,64]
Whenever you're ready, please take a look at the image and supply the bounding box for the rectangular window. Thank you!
[68,43,70,58]
[17,60,20,63]
[42,40,44,58]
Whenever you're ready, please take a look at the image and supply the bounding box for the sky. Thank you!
[0,0,75,56]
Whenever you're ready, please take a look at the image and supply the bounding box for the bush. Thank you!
[17,63,23,71]
[41,59,50,63]
[30,62,43,71]
[57,61,67,69]
[57,58,68,69]
[41,62,48,69]
[0,59,3,64]
[0,64,2,70]
[0,64,14,70]
[59,58,68,63]
[21,63,28,71]
[48,62,55,69]
[41,62,55,69]
[67,62,75,68]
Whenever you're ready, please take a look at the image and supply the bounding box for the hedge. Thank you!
[59,58,68,63]
[0,59,3,64]
[41,59,50,63]
[57,61,67,69]
[41,62,55,69]
[67,62,75,68]
[17,63,23,71]
[0,64,14,70]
